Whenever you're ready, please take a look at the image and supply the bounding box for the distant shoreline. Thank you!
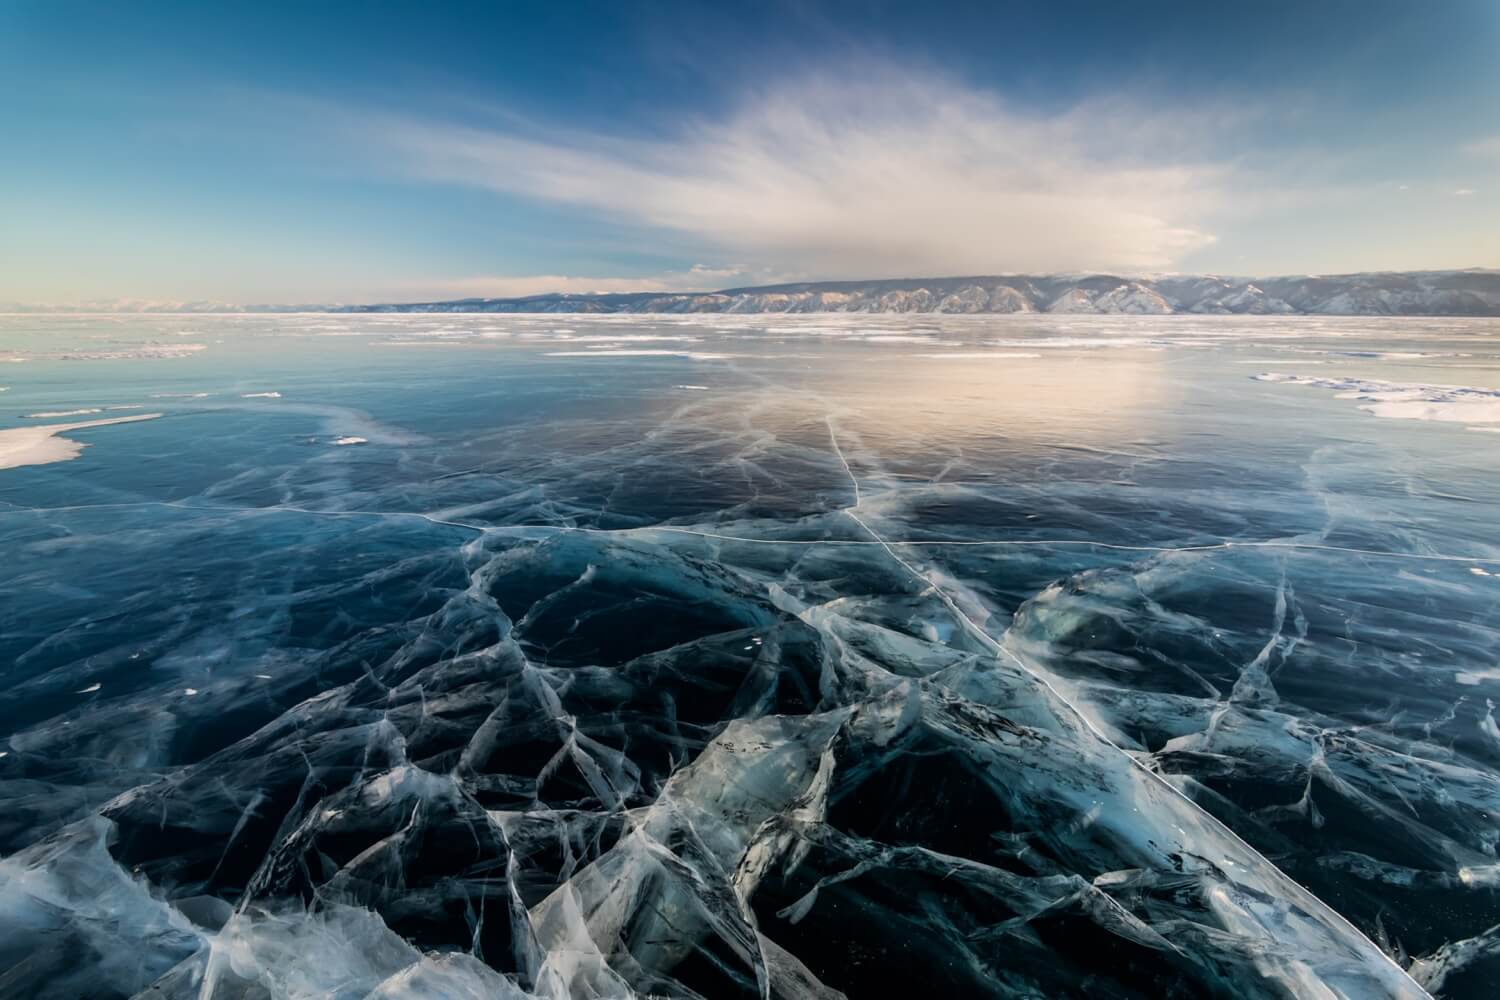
[9,270,1498,317]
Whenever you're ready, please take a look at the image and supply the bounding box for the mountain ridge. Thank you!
[338,269,1500,316]
[9,270,1500,316]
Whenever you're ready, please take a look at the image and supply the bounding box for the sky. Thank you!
[2,0,1498,306]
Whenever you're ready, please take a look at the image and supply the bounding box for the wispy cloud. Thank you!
[393,265,784,299]
[1463,136,1500,158]
[1455,188,1477,197]
[332,71,1240,277]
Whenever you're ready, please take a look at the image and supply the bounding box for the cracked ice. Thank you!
[2,313,1499,998]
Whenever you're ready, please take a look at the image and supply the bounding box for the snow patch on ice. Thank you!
[912,351,1043,359]
[545,349,734,360]
[1254,372,1500,430]
[0,413,164,471]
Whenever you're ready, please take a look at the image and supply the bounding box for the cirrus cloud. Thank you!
[388,265,786,300]
[344,71,1237,278]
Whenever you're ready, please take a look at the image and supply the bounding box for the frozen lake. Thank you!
[1,313,1498,998]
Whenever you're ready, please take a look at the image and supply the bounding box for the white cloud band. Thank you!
[356,71,1230,278]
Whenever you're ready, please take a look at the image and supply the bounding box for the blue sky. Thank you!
[3,0,1497,305]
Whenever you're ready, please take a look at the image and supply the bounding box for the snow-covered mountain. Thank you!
[341,270,1500,316]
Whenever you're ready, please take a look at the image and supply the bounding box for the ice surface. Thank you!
[1,313,1498,997]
